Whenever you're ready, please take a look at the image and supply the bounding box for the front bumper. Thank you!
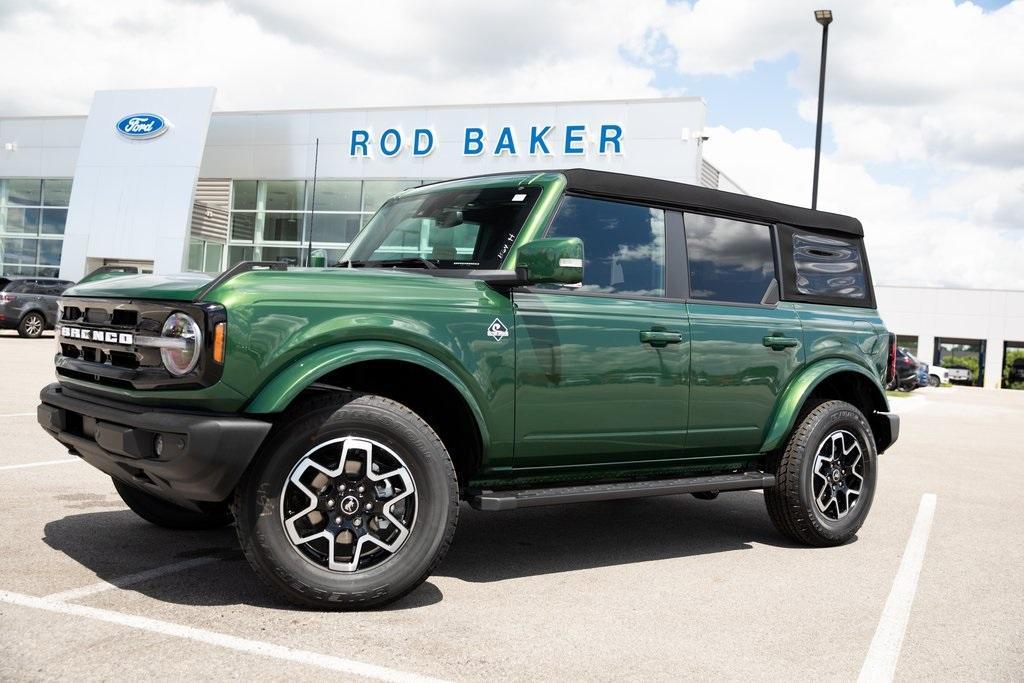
[37,383,271,509]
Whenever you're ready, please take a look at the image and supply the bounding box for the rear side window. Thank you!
[777,225,870,305]
[684,213,775,304]
[546,195,665,297]
[2,280,28,293]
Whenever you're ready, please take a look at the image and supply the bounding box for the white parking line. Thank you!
[858,493,938,682]
[45,556,223,602]
[0,458,80,471]
[0,590,449,683]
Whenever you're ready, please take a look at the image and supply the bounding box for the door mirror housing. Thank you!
[516,237,584,286]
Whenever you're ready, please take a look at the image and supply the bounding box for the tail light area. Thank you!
[886,333,898,385]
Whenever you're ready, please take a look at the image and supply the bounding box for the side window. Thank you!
[785,229,867,302]
[546,195,665,297]
[684,213,775,304]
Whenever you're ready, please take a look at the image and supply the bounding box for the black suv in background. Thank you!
[0,277,75,338]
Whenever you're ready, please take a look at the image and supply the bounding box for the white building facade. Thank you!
[0,88,716,281]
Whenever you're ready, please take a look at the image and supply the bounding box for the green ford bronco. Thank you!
[38,169,899,609]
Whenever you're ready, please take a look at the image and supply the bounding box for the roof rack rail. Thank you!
[193,261,288,302]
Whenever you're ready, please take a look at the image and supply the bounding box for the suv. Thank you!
[0,277,75,338]
[36,170,899,609]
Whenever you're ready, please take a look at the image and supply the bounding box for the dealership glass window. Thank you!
[313,181,361,212]
[264,181,306,212]
[5,207,40,234]
[6,179,42,206]
[309,213,362,244]
[227,179,429,267]
[40,209,68,235]
[685,213,775,304]
[0,178,71,277]
[232,180,258,210]
[362,180,421,214]
[186,238,226,274]
[262,212,305,242]
[898,335,919,357]
[545,195,666,297]
[42,180,72,206]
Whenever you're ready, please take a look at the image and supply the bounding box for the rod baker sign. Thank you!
[347,124,624,158]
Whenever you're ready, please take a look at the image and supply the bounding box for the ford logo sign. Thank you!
[115,113,169,140]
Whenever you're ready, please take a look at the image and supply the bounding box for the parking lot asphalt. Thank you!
[1,329,1021,681]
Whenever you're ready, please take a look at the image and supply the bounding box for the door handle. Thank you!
[763,335,799,351]
[640,330,683,348]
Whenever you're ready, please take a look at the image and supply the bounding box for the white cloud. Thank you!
[704,125,1024,289]
[0,0,665,115]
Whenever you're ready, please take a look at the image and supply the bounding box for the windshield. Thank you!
[341,185,541,269]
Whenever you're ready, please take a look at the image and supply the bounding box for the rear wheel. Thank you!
[764,400,877,547]
[18,312,44,338]
[928,375,940,387]
[112,478,233,530]
[234,394,458,610]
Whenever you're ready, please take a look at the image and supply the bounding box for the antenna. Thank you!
[306,137,320,266]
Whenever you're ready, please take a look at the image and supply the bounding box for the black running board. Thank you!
[470,471,775,511]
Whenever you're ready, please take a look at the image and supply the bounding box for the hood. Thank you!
[63,272,213,301]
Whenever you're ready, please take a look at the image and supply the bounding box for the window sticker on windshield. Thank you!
[512,193,527,202]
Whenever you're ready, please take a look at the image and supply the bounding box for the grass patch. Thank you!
[885,390,913,399]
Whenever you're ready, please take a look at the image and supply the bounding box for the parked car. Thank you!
[37,169,899,610]
[928,365,950,387]
[0,277,75,338]
[1012,358,1024,382]
[893,348,920,391]
[946,365,973,384]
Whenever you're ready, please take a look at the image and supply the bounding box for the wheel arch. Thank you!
[761,359,895,455]
[245,341,489,486]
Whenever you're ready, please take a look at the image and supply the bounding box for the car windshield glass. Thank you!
[341,185,541,269]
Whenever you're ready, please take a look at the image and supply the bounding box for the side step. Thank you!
[470,471,775,511]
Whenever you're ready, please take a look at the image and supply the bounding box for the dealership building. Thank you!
[1,87,1020,388]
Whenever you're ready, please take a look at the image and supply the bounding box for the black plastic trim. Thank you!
[37,383,271,506]
[471,471,775,511]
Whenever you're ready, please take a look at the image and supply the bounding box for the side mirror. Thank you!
[516,237,584,286]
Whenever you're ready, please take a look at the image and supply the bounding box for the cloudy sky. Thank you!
[1,0,1021,288]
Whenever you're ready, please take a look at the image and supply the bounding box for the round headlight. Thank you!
[160,312,203,376]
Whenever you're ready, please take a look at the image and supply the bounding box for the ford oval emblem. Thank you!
[115,113,169,140]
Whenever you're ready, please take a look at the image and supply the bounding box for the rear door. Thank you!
[682,213,804,459]
[513,196,690,470]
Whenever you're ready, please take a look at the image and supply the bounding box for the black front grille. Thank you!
[55,298,226,391]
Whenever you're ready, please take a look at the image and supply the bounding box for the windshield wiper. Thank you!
[367,257,439,270]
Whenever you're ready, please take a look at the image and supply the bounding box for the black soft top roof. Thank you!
[560,168,863,237]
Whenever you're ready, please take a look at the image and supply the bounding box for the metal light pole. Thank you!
[811,9,832,210]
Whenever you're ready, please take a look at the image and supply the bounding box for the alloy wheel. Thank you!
[24,314,43,337]
[280,436,416,572]
[811,429,864,520]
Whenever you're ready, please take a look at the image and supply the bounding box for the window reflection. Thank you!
[685,213,774,304]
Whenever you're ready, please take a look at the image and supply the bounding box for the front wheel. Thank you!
[764,400,877,547]
[234,394,458,610]
[928,375,940,387]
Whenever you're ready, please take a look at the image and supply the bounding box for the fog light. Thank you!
[154,434,164,457]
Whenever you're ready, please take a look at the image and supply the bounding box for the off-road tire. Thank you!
[112,478,233,530]
[233,393,459,610]
[764,400,877,547]
[18,312,45,338]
